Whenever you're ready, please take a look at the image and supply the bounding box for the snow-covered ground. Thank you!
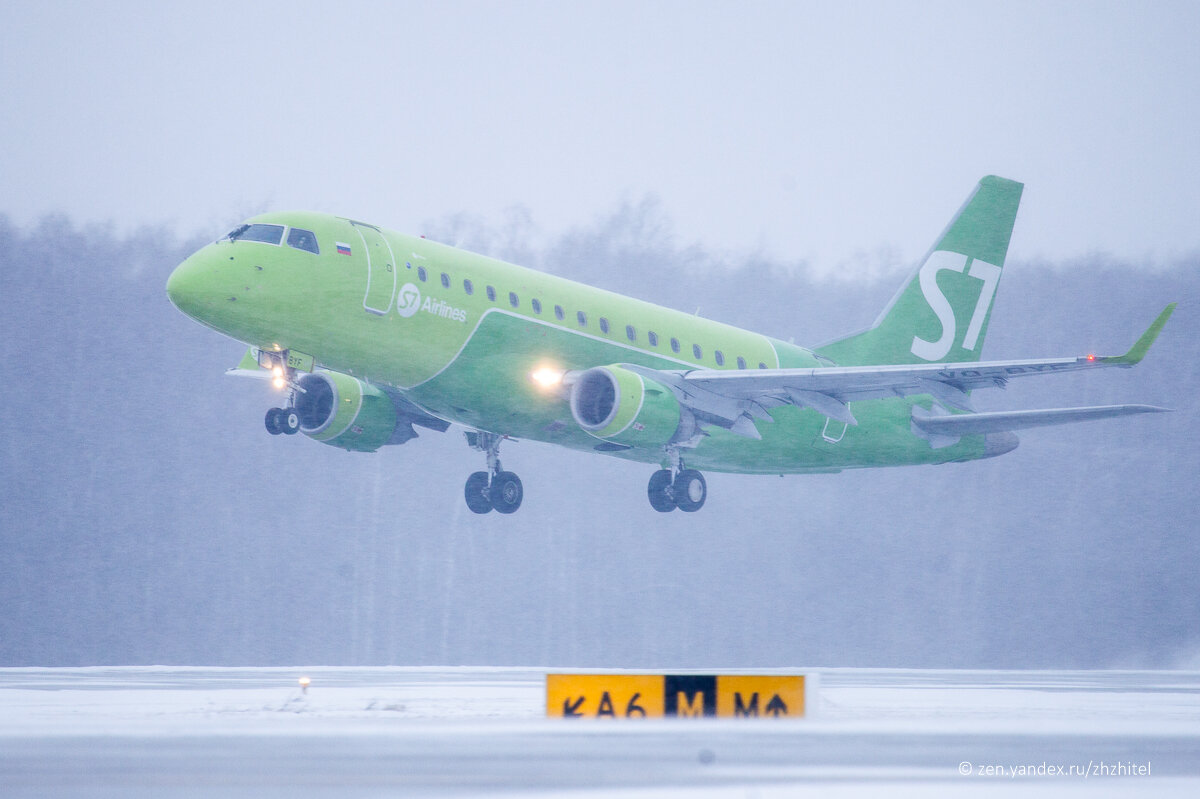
[1,667,1198,797]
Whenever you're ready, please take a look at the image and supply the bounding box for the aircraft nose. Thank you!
[166,248,219,318]
[165,260,190,310]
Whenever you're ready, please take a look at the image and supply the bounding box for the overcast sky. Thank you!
[3,1,1198,272]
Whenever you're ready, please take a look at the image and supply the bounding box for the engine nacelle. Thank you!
[569,365,681,448]
[293,371,397,452]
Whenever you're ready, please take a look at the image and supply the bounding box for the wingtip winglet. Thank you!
[1102,303,1176,366]
[236,346,264,372]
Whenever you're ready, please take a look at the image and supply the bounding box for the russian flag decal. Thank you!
[336,242,352,256]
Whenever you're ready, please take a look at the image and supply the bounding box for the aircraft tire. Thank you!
[673,469,707,512]
[647,469,676,512]
[281,408,301,435]
[265,408,284,435]
[490,471,523,514]
[465,471,493,514]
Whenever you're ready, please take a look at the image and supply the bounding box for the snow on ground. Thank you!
[1,668,1198,797]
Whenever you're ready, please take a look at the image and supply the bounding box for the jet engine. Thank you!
[293,371,397,452]
[569,365,681,448]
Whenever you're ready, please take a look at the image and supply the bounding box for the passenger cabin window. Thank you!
[670,337,680,353]
[554,305,565,320]
[737,356,747,370]
[440,272,450,288]
[626,325,636,342]
[463,279,474,295]
[599,317,610,334]
[693,344,703,360]
[576,311,587,327]
[486,286,496,302]
[418,266,427,282]
[715,350,725,366]
[531,298,542,314]
[509,292,519,308]
[648,331,659,347]
[225,223,284,245]
[286,227,319,254]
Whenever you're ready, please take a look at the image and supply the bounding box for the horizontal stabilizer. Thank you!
[912,404,1170,436]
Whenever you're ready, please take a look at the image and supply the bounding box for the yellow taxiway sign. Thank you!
[546,674,806,719]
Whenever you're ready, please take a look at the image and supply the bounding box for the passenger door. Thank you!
[354,222,396,315]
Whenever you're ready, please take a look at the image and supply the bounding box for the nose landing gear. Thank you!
[464,431,523,514]
[261,353,301,436]
[265,406,300,435]
[647,450,707,512]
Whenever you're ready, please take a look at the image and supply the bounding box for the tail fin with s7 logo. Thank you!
[817,175,1024,366]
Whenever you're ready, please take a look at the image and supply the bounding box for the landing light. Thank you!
[530,366,565,389]
[272,366,286,390]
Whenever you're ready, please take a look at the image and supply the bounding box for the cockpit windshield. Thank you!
[286,227,320,254]
[223,223,284,245]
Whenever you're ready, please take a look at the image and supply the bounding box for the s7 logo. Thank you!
[910,251,1001,361]
[396,283,422,318]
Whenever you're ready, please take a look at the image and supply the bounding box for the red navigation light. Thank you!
[1086,354,1096,362]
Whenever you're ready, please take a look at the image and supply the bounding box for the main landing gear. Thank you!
[464,431,523,514]
[647,451,707,513]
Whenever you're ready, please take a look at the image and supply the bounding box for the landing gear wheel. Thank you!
[489,471,523,514]
[265,408,283,435]
[464,471,493,514]
[280,408,300,435]
[465,431,525,515]
[673,469,707,512]
[647,469,676,512]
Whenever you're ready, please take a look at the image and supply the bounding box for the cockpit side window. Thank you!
[224,223,284,245]
[286,228,320,254]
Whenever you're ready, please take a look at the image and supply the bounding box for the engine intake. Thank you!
[294,371,397,452]
[569,365,681,448]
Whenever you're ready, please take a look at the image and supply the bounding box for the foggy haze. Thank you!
[1,208,1194,669]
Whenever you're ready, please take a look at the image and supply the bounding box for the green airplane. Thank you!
[166,176,1174,514]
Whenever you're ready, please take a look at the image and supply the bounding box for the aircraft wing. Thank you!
[615,304,1174,439]
[911,404,1169,435]
[907,403,1170,448]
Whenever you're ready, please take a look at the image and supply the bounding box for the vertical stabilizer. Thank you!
[817,176,1024,366]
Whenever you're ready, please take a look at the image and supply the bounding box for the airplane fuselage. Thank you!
[167,211,986,475]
